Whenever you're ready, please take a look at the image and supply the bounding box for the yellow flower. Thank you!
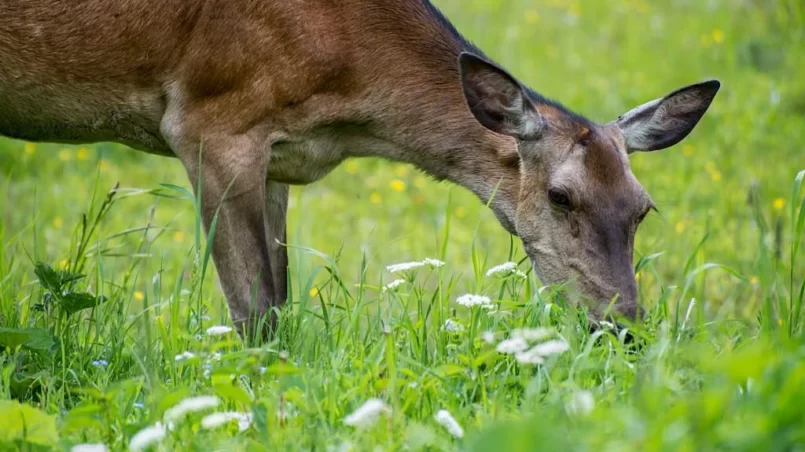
[52,217,64,229]
[24,143,36,155]
[749,276,758,285]
[370,192,382,204]
[173,231,185,243]
[309,287,319,297]
[675,221,686,234]
[345,160,360,175]
[59,149,72,161]
[682,144,694,156]
[394,166,409,177]
[390,180,406,192]
[773,198,785,211]
[525,10,539,24]
[76,147,90,161]
[712,28,725,44]
[454,207,467,219]
[59,259,69,270]
[134,291,144,301]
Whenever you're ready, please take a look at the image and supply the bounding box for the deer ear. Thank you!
[615,80,721,153]
[458,52,544,141]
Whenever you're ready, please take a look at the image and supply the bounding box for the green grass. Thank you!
[1,0,805,450]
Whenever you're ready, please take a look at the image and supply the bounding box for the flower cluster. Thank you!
[386,258,445,274]
[485,261,527,279]
[489,327,568,365]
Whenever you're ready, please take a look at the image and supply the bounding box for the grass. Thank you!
[1,0,804,450]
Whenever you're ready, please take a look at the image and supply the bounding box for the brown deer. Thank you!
[0,0,719,340]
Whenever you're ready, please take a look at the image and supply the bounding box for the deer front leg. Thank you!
[265,181,289,306]
[175,133,277,343]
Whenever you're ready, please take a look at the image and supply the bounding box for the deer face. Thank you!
[458,52,720,322]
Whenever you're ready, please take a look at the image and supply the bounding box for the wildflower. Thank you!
[515,339,570,365]
[172,231,185,242]
[133,291,144,301]
[511,327,554,342]
[24,143,36,155]
[711,28,725,44]
[345,160,360,175]
[382,279,407,292]
[52,217,64,229]
[59,259,69,270]
[485,262,527,279]
[174,351,196,362]
[773,198,785,211]
[390,179,406,191]
[423,258,445,268]
[495,337,529,354]
[163,395,220,423]
[566,390,595,416]
[456,294,492,308]
[443,319,465,333]
[434,409,464,439]
[309,287,319,297]
[71,444,108,452]
[91,359,108,368]
[598,321,616,330]
[343,398,390,428]
[76,147,90,160]
[201,411,253,432]
[481,331,496,344]
[206,325,233,336]
[129,423,167,451]
[386,261,425,273]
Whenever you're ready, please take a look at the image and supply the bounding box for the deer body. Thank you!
[1,0,719,339]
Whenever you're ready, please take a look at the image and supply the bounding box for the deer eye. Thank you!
[548,188,571,209]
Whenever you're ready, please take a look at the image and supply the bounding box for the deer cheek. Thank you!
[569,213,580,237]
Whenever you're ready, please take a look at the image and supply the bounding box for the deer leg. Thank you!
[265,181,289,306]
[174,133,277,343]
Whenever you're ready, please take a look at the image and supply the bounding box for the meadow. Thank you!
[1,0,805,450]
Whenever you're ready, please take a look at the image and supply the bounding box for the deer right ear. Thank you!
[458,52,544,141]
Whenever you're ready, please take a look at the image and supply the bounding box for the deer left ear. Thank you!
[458,52,544,141]
[614,80,721,153]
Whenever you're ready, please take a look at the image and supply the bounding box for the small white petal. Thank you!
[174,351,196,362]
[511,327,555,342]
[455,294,492,308]
[495,337,529,354]
[71,444,108,452]
[481,331,496,344]
[129,423,166,451]
[422,258,445,268]
[530,339,570,356]
[382,279,407,292]
[201,411,253,432]
[206,325,233,336]
[566,390,595,416]
[163,395,220,423]
[343,398,390,428]
[386,261,426,273]
[91,360,108,368]
[434,409,464,439]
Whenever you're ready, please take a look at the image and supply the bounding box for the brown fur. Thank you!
[0,0,719,338]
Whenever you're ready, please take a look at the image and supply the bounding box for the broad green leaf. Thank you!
[59,292,107,315]
[0,327,57,352]
[0,401,58,446]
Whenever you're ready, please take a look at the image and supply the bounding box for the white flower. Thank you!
[599,320,616,330]
[71,444,108,452]
[511,327,555,342]
[386,258,444,274]
[485,262,527,279]
[201,411,253,431]
[386,261,426,273]
[495,337,529,354]
[129,423,166,451]
[91,359,108,368]
[481,331,496,344]
[343,398,390,428]
[443,319,465,333]
[514,339,570,365]
[423,258,445,268]
[206,325,233,336]
[382,279,407,292]
[163,395,220,422]
[174,351,196,362]
[566,390,595,416]
[456,294,492,308]
[434,409,464,439]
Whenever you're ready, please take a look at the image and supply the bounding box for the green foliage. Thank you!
[0,0,804,451]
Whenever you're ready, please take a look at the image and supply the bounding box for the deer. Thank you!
[0,0,720,342]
